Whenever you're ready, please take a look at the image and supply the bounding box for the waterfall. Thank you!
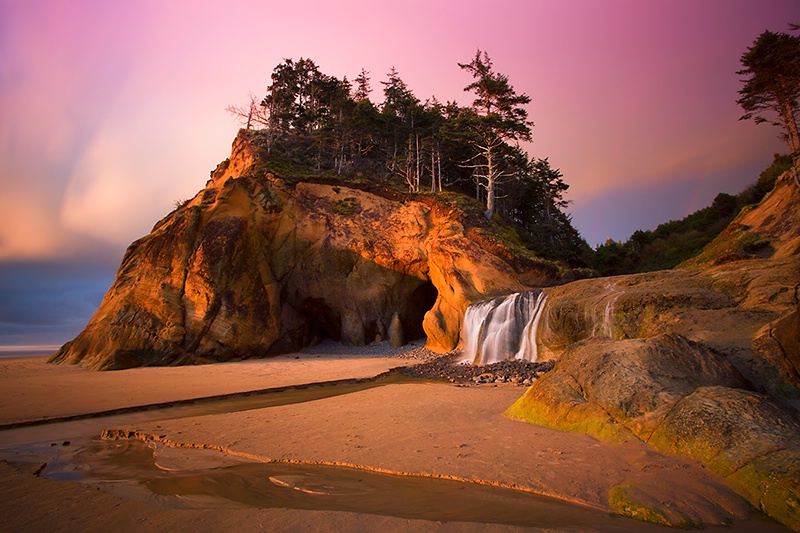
[589,285,621,339]
[460,290,548,365]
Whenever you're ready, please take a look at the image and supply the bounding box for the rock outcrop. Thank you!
[506,334,749,441]
[50,131,559,370]
[506,334,800,530]
[504,169,800,530]
[534,256,800,398]
[683,169,800,267]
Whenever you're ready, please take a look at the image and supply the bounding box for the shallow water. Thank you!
[41,438,678,532]
[0,374,792,532]
[0,369,415,438]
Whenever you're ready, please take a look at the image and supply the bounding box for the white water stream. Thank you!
[461,290,547,365]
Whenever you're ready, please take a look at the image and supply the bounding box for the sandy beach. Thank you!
[0,347,790,532]
[0,349,409,425]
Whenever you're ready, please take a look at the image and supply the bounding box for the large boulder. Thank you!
[650,387,800,530]
[506,334,800,530]
[534,256,800,398]
[50,131,558,370]
[505,167,800,530]
[505,334,749,442]
[751,287,800,396]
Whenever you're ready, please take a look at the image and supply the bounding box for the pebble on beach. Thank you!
[297,338,554,385]
[399,352,554,385]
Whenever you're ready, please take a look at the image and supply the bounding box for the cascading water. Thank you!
[460,290,547,365]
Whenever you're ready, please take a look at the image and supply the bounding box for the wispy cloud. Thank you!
[0,0,796,344]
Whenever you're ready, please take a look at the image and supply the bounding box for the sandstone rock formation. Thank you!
[506,334,800,530]
[535,256,800,398]
[50,131,558,370]
[507,334,748,440]
[505,168,800,530]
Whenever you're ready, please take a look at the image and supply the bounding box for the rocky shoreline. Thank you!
[399,351,555,385]
[298,339,556,385]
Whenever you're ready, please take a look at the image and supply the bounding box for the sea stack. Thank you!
[50,130,560,370]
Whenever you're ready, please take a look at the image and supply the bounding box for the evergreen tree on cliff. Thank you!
[459,50,532,218]
[737,30,800,159]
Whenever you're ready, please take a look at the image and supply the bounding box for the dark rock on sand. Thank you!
[400,352,554,385]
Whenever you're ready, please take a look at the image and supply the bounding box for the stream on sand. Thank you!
[0,371,790,532]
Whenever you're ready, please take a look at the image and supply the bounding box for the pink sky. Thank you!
[1,0,797,345]
[1,0,796,261]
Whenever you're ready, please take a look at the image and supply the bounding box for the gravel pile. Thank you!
[400,353,555,386]
[390,345,445,361]
[297,339,553,385]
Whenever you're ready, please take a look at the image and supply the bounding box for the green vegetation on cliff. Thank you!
[591,153,793,275]
[229,54,591,268]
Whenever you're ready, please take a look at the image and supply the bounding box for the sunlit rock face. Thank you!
[50,131,558,370]
[533,257,800,399]
[502,166,800,531]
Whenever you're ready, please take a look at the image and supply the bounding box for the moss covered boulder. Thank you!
[649,386,800,530]
[506,334,747,441]
[506,334,800,530]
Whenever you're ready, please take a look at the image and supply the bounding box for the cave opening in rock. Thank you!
[294,278,438,348]
[298,297,342,345]
[404,280,438,341]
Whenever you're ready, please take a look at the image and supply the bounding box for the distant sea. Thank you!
[0,345,60,359]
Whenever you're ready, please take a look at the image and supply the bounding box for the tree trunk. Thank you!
[415,133,421,192]
[437,149,442,192]
[485,148,495,219]
[431,150,436,191]
[778,96,800,190]
[781,98,800,155]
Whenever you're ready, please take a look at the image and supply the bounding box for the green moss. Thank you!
[726,449,800,532]
[679,222,770,269]
[608,483,697,528]
[635,305,659,338]
[331,197,361,216]
[504,380,634,443]
[470,226,539,262]
[648,424,729,472]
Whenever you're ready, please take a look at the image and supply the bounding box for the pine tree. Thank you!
[737,30,800,157]
[458,50,532,218]
[353,68,372,102]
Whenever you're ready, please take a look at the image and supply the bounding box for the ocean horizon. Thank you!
[0,345,60,358]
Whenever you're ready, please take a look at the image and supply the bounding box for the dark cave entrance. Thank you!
[403,280,439,341]
[295,279,438,348]
[298,297,342,345]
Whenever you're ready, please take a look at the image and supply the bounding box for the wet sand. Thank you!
[0,349,408,425]
[0,348,784,532]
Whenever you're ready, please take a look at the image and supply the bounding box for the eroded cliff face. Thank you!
[50,131,558,369]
